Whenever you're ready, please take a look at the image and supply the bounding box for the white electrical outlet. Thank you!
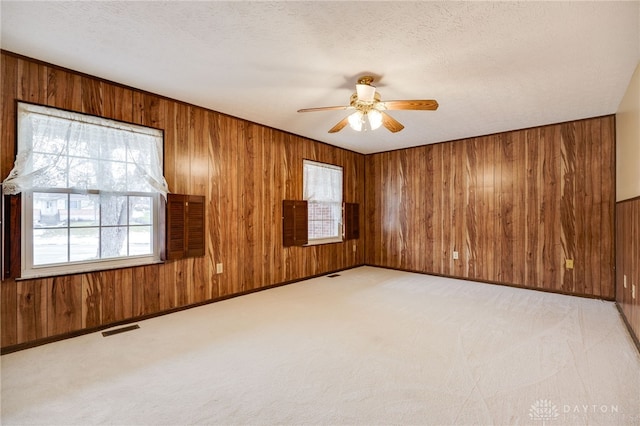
[216,263,223,274]
[353,244,357,253]
[633,284,636,300]
[453,251,459,260]
[624,274,627,289]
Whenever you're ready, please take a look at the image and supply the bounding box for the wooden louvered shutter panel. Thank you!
[166,194,186,260]
[3,194,21,279]
[185,195,205,257]
[343,202,360,240]
[166,194,205,260]
[283,200,308,247]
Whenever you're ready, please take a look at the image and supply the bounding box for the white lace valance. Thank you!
[2,102,169,198]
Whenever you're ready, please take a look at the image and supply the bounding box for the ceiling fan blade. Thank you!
[381,112,404,133]
[328,117,349,133]
[381,100,439,111]
[297,106,348,113]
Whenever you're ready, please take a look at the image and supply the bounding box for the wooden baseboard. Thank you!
[365,264,615,301]
[616,302,640,355]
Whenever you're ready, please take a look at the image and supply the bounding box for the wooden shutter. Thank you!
[343,202,360,240]
[2,194,21,279]
[185,196,205,257]
[166,195,186,259]
[282,200,308,247]
[166,194,205,260]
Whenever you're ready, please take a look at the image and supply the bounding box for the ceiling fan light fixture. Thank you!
[297,75,438,134]
[368,109,383,130]
[348,111,364,131]
[348,110,382,132]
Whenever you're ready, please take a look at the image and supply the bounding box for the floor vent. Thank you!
[327,274,341,278]
[102,324,140,337]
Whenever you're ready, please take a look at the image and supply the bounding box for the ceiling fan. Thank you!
[297,76,438,133]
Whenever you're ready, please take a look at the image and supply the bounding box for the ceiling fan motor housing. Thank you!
[356,81,376,102]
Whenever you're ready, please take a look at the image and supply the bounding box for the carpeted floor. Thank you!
[1,266,639,425]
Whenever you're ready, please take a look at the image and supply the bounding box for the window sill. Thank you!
[304,237,343,246]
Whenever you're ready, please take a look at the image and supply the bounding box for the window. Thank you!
[303,160,343,244]
[2,103,168,278]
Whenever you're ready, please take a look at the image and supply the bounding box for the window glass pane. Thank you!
[308,202,341,239]
[101,227,128,258]
[70,228,99,262]
[101,195,128,226]
[33,228,68,265]
[130,225,152,255]
[69,194,99,227]
[33,192,67,227]
[130,196,152,225]
[329,202,342,236]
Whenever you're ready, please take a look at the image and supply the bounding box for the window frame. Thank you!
[14,103,166,279]
[302,159,344,246]
[22,189,162,279]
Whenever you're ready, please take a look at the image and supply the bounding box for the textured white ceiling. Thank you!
[2,1,639,154]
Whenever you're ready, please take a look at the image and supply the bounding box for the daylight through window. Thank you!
[2,103,168,278]
[303,160,343,244]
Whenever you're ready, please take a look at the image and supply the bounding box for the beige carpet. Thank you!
[1,266,639,425]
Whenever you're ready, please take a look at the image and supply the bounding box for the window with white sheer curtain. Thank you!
[303,159,343,244]
[2,102,169,278]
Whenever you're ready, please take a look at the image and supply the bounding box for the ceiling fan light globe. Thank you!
[368,110,383,130]
[348,111,363,131]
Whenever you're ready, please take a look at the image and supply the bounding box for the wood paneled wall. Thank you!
[0,51,620,351]
[616,197,640,342]
[0,52,365,349]
[365,117,615,298]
